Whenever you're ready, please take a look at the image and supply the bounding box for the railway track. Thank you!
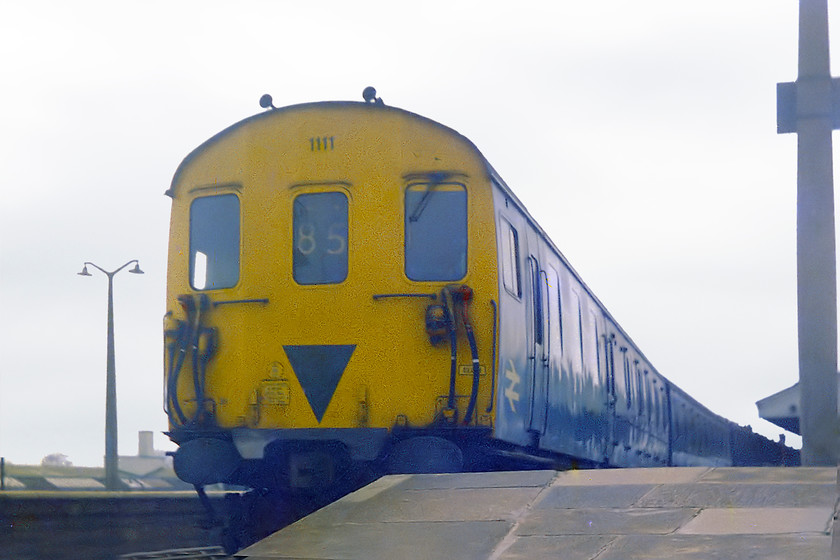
[1,492,228,560]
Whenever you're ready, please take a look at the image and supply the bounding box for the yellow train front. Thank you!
[164,95,503,496]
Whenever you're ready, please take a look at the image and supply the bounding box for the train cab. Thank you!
[164,101,501,487]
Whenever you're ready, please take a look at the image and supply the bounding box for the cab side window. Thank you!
[501,219,521,297]
[404,183,467,281]
[293,192,349,285]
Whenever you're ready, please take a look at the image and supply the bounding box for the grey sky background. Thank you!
[0,0,833,466]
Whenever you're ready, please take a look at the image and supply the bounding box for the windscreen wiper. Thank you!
[406,171,463,222]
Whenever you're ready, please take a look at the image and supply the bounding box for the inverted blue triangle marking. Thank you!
[283,344,356,423]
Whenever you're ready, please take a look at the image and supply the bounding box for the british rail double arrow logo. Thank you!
[504,359,521,413]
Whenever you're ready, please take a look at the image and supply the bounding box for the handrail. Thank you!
[372,293,437,300]
[212,298,269,307]
[486,299,498,413]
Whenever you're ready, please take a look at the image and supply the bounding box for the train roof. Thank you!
[167,100,480,198]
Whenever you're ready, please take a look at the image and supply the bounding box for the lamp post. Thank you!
[78,260,144,490]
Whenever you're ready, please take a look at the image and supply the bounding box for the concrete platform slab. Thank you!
[241,520,512,559]
[637,482,836,508]
[398,469,556,490]
[495,536,613,560]
[552,466,709,486]
[304,485,544,524]
[698,466,836,484]
[517,507,699,535]
[595,534,832,560]
[678,507,834,535]
[236,467,839,560]
[535,484,656,508]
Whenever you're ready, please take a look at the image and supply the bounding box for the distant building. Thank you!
[756,374,840,436]
[118,431,174,478]
[2,431,188,491]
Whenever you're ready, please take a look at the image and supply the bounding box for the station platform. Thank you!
[236,466,839,560]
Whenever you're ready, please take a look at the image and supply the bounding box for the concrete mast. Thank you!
[778,0,839,465]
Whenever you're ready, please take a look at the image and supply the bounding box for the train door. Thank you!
[665,382,674,465]
[589,310,608,458]
[611,342,635,465]
[494,211,531,447]
[526,240,549,440]
[543,266,561,437]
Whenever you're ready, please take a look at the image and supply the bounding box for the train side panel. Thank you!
[491,181,610,465]
[669,384,731,466]
[490,174,687,468]
[540,257,610,464]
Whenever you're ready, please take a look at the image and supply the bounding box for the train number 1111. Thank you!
[309,136,335,151]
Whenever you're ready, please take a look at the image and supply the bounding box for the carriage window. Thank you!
[405,183,467,281]
[553,269,564,353]
[502,220,521,297]
[636,366,644,416]
[653,382,662,429]
[576,294,585,370]
[548,267,561,354]
[589,310,601,381]
[568,290,583,372]
[190,194,240,290]
[293,192,348,284]
[529,257,543,345]
[621,349,631,409]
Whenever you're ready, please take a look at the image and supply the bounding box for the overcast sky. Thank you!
[1,0,836,466]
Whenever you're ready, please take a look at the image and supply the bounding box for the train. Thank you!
[163,88,797,548]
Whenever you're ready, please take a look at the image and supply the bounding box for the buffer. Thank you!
[283,344,356,423]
